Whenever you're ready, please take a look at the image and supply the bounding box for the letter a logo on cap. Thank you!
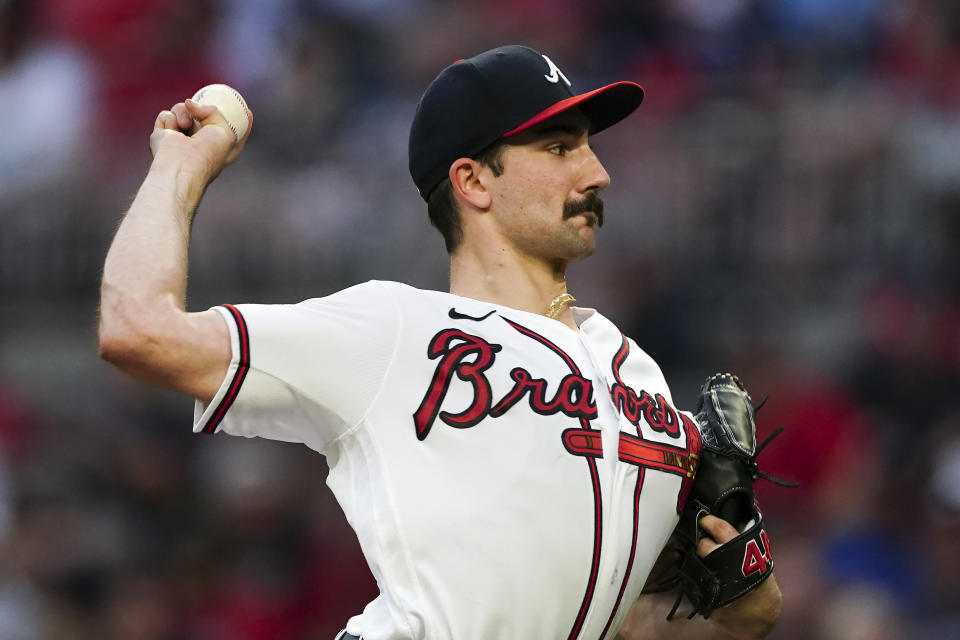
[542,55,571,87]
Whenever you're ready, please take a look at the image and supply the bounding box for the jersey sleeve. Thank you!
[193,281,400,453]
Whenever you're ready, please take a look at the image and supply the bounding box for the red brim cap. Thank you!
[502,81,645,138]
[409,46,646,200]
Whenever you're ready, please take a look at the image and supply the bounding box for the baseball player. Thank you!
[99,45,782,639]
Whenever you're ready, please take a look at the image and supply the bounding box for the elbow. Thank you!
[98,289,207,396]
[97,294,157,372]
[99,328,134,367]
[98,316,145,371]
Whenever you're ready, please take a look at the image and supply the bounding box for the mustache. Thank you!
[563,192,604,227]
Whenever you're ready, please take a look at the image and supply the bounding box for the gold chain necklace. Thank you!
[544,292,576,319]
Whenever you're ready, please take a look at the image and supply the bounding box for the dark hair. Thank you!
[427,142,506,253]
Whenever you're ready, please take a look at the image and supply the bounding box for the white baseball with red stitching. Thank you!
[191,83,251,141]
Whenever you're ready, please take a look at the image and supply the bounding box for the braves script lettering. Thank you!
[492,368,596,420]
[413,329,501,440]
[413,329,597,440]
[609,337,683,438]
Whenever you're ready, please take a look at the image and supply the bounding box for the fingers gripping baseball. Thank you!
[149,96,252,180]
[155,110,178,131]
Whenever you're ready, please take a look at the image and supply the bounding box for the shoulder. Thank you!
[304,280,436,301]
[326,280,454,308]
[580,307,671,386]
[286,281,455,328]
[294,280,419,309]
[233,281,413,325]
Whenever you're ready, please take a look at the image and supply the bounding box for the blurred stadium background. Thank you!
[1,0,958,638]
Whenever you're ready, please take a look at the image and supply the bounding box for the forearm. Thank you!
[101,158,207,320]
[99,157,216,386]
[708,574,782,639]
[619,574,781,640]
[99,97,239,401]
[617,592,727,640]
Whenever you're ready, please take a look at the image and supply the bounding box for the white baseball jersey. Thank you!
[194,281,701,640]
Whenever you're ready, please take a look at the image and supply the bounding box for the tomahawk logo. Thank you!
[542,54,571,86]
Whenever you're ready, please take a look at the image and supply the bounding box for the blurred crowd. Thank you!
[1,0,958,638]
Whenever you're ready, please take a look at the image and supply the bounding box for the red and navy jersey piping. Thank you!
[201,304,250,434]
[501,317,603,640]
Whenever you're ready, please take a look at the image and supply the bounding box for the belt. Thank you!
[335,632,361,640]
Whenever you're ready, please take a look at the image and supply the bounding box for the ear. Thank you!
[449,158,492,211]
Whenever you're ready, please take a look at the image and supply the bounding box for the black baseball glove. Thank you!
[647,373,795,620]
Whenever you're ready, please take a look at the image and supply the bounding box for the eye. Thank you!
[547,144,567,157]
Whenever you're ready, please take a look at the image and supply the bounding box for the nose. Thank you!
[581,146,611,193]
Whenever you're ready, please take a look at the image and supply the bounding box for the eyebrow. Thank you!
[525,122,590,145]
[529,123,588,138]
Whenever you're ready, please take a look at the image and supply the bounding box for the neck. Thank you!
[449,240,578,329]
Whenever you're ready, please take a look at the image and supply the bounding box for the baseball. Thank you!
[191,83,251,141]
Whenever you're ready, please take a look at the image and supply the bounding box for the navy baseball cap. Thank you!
[408,45,645,200]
